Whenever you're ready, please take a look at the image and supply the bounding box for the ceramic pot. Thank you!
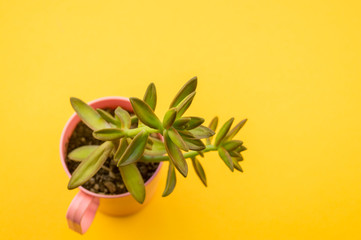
[59,96,163,234]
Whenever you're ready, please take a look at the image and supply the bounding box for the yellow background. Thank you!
[1,1,360,239]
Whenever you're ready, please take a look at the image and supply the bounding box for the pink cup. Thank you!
[60,96,163,234]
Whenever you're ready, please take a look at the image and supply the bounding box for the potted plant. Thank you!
[60,77,247,234]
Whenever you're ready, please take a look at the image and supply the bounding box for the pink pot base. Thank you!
[60,96,163,234]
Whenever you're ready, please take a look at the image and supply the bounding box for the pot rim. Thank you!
[60,96,163,199]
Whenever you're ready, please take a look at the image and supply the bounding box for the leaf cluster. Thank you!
[67,77,247,203]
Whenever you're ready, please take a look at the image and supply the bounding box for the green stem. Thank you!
[141,145,218,163]
[124,126,160,137]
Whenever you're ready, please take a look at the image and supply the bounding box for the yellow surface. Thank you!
[1,1,360,239]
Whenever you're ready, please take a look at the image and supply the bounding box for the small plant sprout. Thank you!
[67,77,247,203]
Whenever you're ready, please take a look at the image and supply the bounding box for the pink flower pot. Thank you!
[59,96,163,234]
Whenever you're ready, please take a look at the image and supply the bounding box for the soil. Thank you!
[65,108,159,195]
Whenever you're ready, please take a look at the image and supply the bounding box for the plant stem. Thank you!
[141,145,218,163]
[125,126,160,137]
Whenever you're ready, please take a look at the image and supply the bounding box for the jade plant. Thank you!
[67,77,247,203]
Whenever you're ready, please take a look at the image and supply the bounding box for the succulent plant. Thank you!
[67,77,247,203]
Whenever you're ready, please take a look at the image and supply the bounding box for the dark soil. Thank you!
[65,108,159,195]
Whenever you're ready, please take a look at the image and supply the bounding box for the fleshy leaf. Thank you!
[229,151,242,158]
[178,129,196,139]
[232,158,243,172]
[173,118,191,130]
[163,108,177,129]
[117,130,149,166]
[231,152,244,160]
[96,108,121,128]
[208,116,219,131]
[192,158,207,187]
[214,118,234,146]
[237,145,247,152]
[130,97,162,130]
[144,137,166,156]
[115,107,131,129]
[114,138,129,162]
[145,138,154,150]
[207,116,218,144]
[119,163,145,204]
[167,128,189,151]
[223,140,243,152]
[169,76,197,108]
[185,117,204,130]
[130,115,138,126]
[143,83,157,111]
[188,126,215,139]
[162,162,177,197]
[218,146,234,171]
[182,137,206,151]
[224,119,247,142]
[68,145,99,162]
[70,97,110,131]
[93,128,124,141]
[176,92,196,118]
[164,130,188,177]
[68,141,114,189]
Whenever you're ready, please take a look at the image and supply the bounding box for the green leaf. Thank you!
[162,162,177,197]
[143,83,157,111]
[206,116,218,144]
[164,130,188,177]
[214,118,234,146]
[96,108,121,128]
[114,107,131,129]
[163,108,177,129]
[114,138,129,162]
[237,145,247,152]
[93,128,124,141]
[145,138,154,150]
[192,158,207,187]
[68,145,99,162]
[70,97,110,131]
[167,128,189,151]
[117,130,149,166]
[130,97,162,130]
[218,147,234,172]
[119,163,145,204]
[130,115,138,126]
[232,153,244,161]
[68,141,114,189]
[222,140,243,152]
[188,126,215,139]
[229,151,242,158]
[224,119,247,142]
[169,76,197,108]
[232,158,243,172]
[178,130,196,139]
[176,92,196,118]
[185,117,204,130]
[182,137,206,151]
[208,116,219,131]
[173,118,191,130]
[144,137,166,156]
